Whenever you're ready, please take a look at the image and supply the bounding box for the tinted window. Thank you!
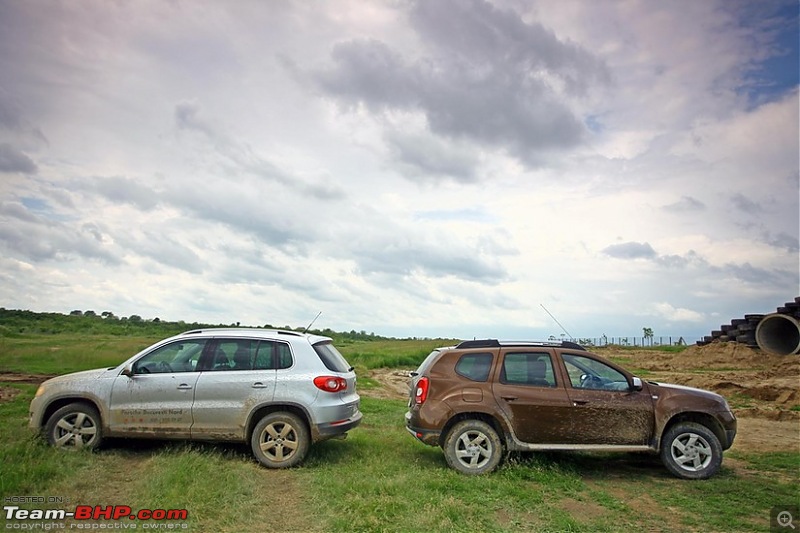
[207,340,257,371]
[134,340,207,374]
[313,342,351,373]
[276,343,293,369]
[251,341,293,370]
[500,352,556,387]
[563,353,629,391]
[455,353,493,382]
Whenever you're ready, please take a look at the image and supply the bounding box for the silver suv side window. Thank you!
[500,352,556,387]
[207,340,257,371]
[253,341,293,370]
[133,340,207,374]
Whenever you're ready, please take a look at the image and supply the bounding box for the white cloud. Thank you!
[651,302,705,323]
[0,0,796,340]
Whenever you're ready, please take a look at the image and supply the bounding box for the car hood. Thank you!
[43,368,112,386]
[649,381,726,403]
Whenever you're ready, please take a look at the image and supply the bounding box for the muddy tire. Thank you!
[443,420,503,475]
[660,422,722,479]
[45,402,103,451]
[251,412,310,468]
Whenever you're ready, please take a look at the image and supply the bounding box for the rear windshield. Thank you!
[313,341,352,373]
[414,348,448,375]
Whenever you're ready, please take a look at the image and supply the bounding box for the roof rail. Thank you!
[560,341,586,351]
[455,339,501,349]
[455,339,586,351]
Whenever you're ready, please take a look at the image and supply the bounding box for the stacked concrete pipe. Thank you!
[756,313,800,355]
[697,296,800,355]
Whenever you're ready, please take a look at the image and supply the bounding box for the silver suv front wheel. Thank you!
[443,420,503,475]
[45,402,103,450]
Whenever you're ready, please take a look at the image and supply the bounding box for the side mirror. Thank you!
[121,364,134,378]
[631,376,643,391]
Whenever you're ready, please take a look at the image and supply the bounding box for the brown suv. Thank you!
[404,340,736,479]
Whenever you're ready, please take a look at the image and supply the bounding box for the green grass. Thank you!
[0,333,452,376]
[0,334,158,374]
[2,382,798,531]
[0,383,99,495]
[338,339,454,370]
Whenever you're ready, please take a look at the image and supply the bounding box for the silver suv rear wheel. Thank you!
[251,412,310,468]
[443,420,503,475]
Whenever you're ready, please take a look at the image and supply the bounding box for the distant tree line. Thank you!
[0,308,399,342]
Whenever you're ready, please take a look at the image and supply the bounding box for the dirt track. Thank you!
[363,343,800,453]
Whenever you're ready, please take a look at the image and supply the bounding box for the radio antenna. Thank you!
[303,311,322,334]
[540,304,572,339]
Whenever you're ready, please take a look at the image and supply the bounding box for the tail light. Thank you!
[314,376,347,393]
[414,377,429,404]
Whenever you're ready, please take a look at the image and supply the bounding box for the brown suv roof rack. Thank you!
[455,339,586,351]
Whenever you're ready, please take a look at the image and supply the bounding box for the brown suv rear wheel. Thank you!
[443,420,503,475]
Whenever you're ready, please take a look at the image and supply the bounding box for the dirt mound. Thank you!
[363,370,413,400]
[627,342,798,372]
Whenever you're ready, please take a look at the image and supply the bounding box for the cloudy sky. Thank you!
[0,0,797,341]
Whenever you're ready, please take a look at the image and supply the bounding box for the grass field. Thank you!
[1,332,798,532]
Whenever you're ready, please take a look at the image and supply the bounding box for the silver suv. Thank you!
[29,328,362,468]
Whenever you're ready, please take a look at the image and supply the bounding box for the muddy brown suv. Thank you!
[405,340,736,479]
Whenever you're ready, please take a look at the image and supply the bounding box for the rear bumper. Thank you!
[314,411,363,441]
[405,411,440,446]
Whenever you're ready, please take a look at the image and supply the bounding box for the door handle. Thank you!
[573,400,589,406]
[501,396,518,402]
[177,384,193,390]
[252,382,268,388]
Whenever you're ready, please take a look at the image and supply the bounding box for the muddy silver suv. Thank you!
[405,340,736,479]
[30,328,362,468]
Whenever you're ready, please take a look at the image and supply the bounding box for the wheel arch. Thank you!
[39,397,104,431]
[659,411,727,451]
[245,403,312,442]
[438,411,507,448]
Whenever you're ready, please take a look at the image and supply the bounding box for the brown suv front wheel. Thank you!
[660,422,723,480]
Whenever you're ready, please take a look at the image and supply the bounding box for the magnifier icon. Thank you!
[778,511,796,529]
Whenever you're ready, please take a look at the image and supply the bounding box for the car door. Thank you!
[190,339,278,440]
[108,339,208,437]
[559,352,655,445]
[492,350,574,444]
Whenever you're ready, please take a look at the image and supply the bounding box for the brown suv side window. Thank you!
[562,353,630,391]
[500,352,556,387]
[455,353,493,382]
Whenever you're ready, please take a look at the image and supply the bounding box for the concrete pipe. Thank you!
[755,313,800,355]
